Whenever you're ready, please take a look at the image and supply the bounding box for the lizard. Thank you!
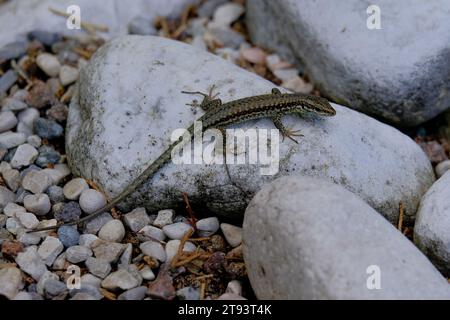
[28,86,336,233]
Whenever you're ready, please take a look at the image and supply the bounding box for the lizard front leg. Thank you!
[272,115,303,144]
[181,84,221,112]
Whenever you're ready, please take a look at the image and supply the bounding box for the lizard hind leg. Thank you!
[271,88,282,95]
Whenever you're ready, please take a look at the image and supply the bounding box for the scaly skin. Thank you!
[29,87,335,233]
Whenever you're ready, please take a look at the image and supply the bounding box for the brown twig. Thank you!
[182,192,197,227]
[170,228,194,268]
[397,202,404,231]
[172,251,202,268]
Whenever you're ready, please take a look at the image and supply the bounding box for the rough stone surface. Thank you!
[66,36,434,223]
[15,246,47,281]
[66,245,93,263]
[85,257,111,279]
[91,239,125,263]
[23,193,51,216]
[37,236,64,266]
[414,171,450,276]
[0,267,23,299]
[123,207,150,232]
[243,176,450,299]
[246,0,450,126]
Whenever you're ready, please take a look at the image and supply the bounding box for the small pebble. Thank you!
[2,98,28,112]
[16,122,32,138]
[21,170,53,194]
[226,280,243,296]
[265,54,292,72]
[0,70,18,94]
[15,211,39,229]
[153,209,175,228]
[26,135,42,148]
[6,217,21,234]
[34,118,63,140]
[91,239,125,263]
[101,269,141,291]
[176,286,200,300]
[18,108,39,128]
[35,145,60,167]
[2,169,21,191]
[66,245,93,263]
[162,222,193,240]
[118,243,133,268]
[273,68,299,81]
[44,279,67,298]
[117,286,147,300]
[212,2,245,28]
[85,257,111,279]
[79,189,107,214]
[46,103,68,122]
[24,193,51,216]
[196,217,220,237]
[207,28,245,49]
[37,236,64,266]
[36,53,61,77]
[57,226,80,247]
[10,143,38,168]
[79,234,99,248]
[16,228,40,245]
[139,265,155,281]
[3,202,26,217]
[140,241,167,262]
[63,178,89,200]
[15,246,47,281]
[54,201,82,222]
[123,207,150,232]
[83,212,113,234]
[435,160,450,178]
[197,0,228,18]
[165,239,196,262]
[52,252,67,270]
[138,225,165,242]
[28,30,62,46]
[0,41,27,64]
[0,131,26,149]
[98,219,125,243]
[0,214,6,228]
[0,267,23,299]
[282,76,313,94]
[0,186,16,211]
[220,223,242,247]
[59,65,79,86]
[0,111,18,133]
[46,185,65,203]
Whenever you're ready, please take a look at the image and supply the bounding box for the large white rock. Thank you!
[66,36,434,222]
[414,171,450,276]
[246,0,450,126]
[243,176,450,300]
[0,0,197,47]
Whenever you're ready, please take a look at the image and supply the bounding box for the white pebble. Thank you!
[24,193,51,216]
[16,122,33,137]
[63,178,89,200]
[79,189,107,213]
[153,209,175,227]
[36,53,61,77]
[220,223,242,247]
[18,108,39,128]
[165,240,196,262]
[139,241,167,262]
[2,97,28,111]
[212,3,245,28]
[38,236,64,266]
[6,217,21,234]
[59,65,79,86]
[138,225,165,242]
[139,265,155,281]
[3,203,26,217]
[2,169,21,191]
[15,211,39,229]
[162,222,193,240]
[0,131,26,149]
[0,111,18,133]
[98,220,125,243]
[79,234,99,248]
[226,280,243,296]
[196,217,220,237]
[66,245,93,263]
[10,143,38,168]
[435,160,450,178]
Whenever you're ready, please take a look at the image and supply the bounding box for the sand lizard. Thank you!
[29,87,335,233]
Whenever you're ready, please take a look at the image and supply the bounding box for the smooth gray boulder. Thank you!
[414,170,450,276]
[246,0,450,126]
[243,176,450,300]
[0,0,197,47]
[66,35,434,222]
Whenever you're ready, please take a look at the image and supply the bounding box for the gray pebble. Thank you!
[118,243,133,268]
[46,185,65,203]
[15,246,48,281]
[59,65,79,86]
[138,225,165,242]
[79,234,99,248]
[2,146,16,162]
[0,41,27,64]
[15,211,39,229]
[63,178,89,200]
[0,185,16,211]
[162,222,193,240]
[34,118,63,139]
[220,223,242,247]
[208,27,246,49]
[57,226,80,247]
[197,0,228,18]
[26,135,42,148]
[37,236,64,266]
[24,193,51,216]
[0,214,6,228]
[66,245,93,263]
[98,219,125,243]
[16,228,40,245]
[83,212,113,234]
[124,207,150,232]
[0,131,26,149]
[176,286,200,300]
[0,70,18,94]
[85,257,111,279]
[5,217,21,235]
[2,168,21,191]
[196,217,220,237]
[3,202,25,217]
[35,145,60,167]
[21,170,53,194]
[79,189,106,214]
[0,267,23,299]
[91,239,126,263]
[153,209,174,227]
[435,160,450,178]
[2,97,28,111]
[117,286,147,300]
[0,111,18,133]
[54,201,81,222]
[44,279,67,298]
[28,30,62,46]
[18,108,39,128]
